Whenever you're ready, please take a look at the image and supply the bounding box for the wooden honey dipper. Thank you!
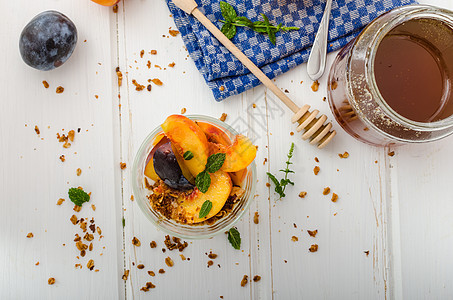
[172,0,336,148]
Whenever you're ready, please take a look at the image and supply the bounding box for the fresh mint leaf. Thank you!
[199,200,213,218]
[235,16,253,27]
[220,1,237,22]
[206,153,226,173]
[252,21,268,33]
[228,227,241,250]
[266,143,295,200]
[268,28,276,45]
[183,151,194,160]
[195,171,211,193]
[122,218,125,228]
[68,188,90,207]
[221,23,237,39]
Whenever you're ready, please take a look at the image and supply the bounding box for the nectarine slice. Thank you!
[197,121,232,146]
[144,136,169,182]
[178,170,232,224]
[91,0,119,6]
[161,115,209,177]
[221,135,257,173]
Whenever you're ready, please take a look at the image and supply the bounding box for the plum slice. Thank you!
[153,139,194,190]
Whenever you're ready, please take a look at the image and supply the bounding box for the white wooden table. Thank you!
[2,0,453,299]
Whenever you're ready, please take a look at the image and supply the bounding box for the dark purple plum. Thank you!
[19,11,77,71]
[153,141,194,190]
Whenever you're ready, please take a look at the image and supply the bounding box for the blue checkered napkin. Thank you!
[166,0,417,101]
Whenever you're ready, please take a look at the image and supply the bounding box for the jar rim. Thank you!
[364,5,453,131]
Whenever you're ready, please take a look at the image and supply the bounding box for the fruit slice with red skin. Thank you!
[218,135,257,173]
[179,171,232,224]
[144,135,168,182]
[91,0,120,6]
[161,115,209,177]
[197,121,232,146]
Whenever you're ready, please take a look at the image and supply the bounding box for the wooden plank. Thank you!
[117,0,259,298]
[265,56,388,299]
[0,1,122,299]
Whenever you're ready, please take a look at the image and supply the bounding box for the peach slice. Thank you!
[197,121,232,146]
[161,115,209,177]
[144,136,168,182]
[220,135,257,173]
[179,171,232,224]
[91,0,120,6]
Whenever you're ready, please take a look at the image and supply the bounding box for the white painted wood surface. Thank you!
[1,0,453,299]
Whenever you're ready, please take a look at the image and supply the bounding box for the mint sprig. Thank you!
[266,143,295,199]
[219,1,299,45]
[195,153,226,193]
[68,188,90,207]
[228,227,241,250]
[199,200,213,218]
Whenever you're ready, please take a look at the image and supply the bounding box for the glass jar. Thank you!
[132,115,257,239]
[327,5,453,146]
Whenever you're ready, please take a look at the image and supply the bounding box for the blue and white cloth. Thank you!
[166,0,416,101]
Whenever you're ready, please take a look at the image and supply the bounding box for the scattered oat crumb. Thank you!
[59,155,65,162]
[291,236,298,242]
[42,80,49,88]
[165,257,174,267]
[116,67,123,86]
[263,158,267,165]
[140,50,144,58]
[122,270,130,281]
[331,81,338,90]
[87,259,95,271]
[150,241,157,248]
[309,244,318,252]
[35,262,40,266]
[253,275,261,282]
[73,205,81,212]
[151,78,163,86]
[158,268,165,274]
[148,270,155,276]
[284,89,289,93]
[132,80,145,91]
[314,157,319,162]
[241,275,248,287]
[181,108,187,114]
[154,64,162,70]
[266,182,271,187]
[140,282,156,292]
[323,187,331,195]
[113,4,118,13]
[388,151,395,157]
[307,230,318,237]
[120,162,127,169]
[169,29,180,37]
[150,50,157,55]
[130,195,134,201]
[331,193,338,202]
[364,127,369,131]
[207,260,214,267]
[364,251,370,256]
[146,84,151,92]
[313,166,320,175]
[76,168,82,176]
[56,86,64,94]
[132,237,141,247]
[34,125,40,135]
[26,232,33,238]
[137,264,145,269]
[298,191,307,198]
[290,131,294,136]
[219,86,225,91]
[208,253,217,259]
[338,152,349,158]
[91,204,96,211]
[180,254,186,261]
[48,278,55,285]
[311,80,319,92]
[219,113,227,122]
[168,62,175,68]
[57,198,65,205]
[70,215,78,225]
[253,211,259,224]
